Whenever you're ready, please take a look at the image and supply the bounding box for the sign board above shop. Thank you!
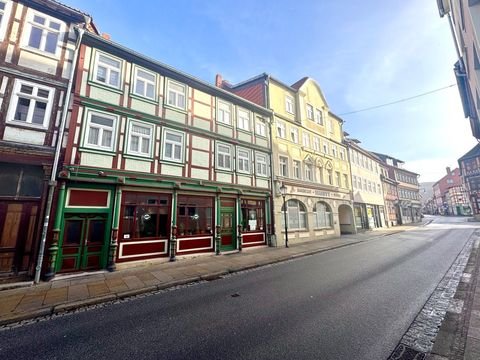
[287,186,350,200]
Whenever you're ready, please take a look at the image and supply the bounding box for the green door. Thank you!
[220,207,236,251]
[58,214,109,272]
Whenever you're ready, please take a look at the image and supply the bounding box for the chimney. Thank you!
[215,74,223,88]
[101,33,111,41]
[446,167,451,175]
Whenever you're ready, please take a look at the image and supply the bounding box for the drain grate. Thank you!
[388,344,426,360]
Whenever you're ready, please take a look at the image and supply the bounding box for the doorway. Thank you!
[58,214,109,272]
[220,198,236,251]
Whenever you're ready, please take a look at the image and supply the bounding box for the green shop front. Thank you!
[47,177,271,277]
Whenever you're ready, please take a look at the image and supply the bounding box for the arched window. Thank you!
[282,199,307,229]
[314,202,332,228]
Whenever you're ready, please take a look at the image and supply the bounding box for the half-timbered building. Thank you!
[0,0,96,278]
[44,31,273,277]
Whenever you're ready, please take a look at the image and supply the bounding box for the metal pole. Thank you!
[34,27,85,283]
[283,194,288,248]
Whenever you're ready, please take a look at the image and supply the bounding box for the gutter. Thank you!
[34,26,85,284]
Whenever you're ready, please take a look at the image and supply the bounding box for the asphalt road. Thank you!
[0,216,477,360]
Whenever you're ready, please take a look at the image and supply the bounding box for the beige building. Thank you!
[346,139,387,230]
[219,75,355,245]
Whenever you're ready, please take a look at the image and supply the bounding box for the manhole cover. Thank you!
[388,344,426,360]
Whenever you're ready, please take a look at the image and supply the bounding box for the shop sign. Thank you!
[289,186,349,200]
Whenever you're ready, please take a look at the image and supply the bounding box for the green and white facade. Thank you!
[45,32,273,277]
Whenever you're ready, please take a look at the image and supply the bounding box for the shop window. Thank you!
[177,196,213,236]
[281,199,307,230]
[121,193,170,241]
[314,202,332,228]
[0,163,43,197]
[241,199,265,232]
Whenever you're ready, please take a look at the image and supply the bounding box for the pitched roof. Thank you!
[458,143,480,161]
[290,77,309,90]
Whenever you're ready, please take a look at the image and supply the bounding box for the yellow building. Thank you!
[219,75,355,245]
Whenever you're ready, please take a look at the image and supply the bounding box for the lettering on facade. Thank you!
[290,186,346,200]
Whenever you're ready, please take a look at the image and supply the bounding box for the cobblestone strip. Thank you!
[396,232,477,355]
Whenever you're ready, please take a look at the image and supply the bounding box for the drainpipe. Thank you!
[265,75,277,245]
[34,27,85,283]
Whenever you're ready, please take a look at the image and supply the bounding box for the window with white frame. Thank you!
[217,101,232,125]
[290,127,299,143]
[255,117,266,137]
[314,202,332,228]
[126,120,153,157]
[363,179,367,191]
[305,163,313,181]
[25,12,62,55]
[237,148,251,174]
[323,142,329,155]
[302,132,310,148]
[0,0,12,41]
[6,79,54,128]
[368,181,372,192]
[237,108,250,131]
[315,109,323,125]
[279,156,288,177]
[285,95,294,114]
[216,143,232,171]
[162,129,185,163]
[313,136,320,152]
[335,171,341,186]
[306,104,313,120]
[353,175,357,189]
[293,160,301,179]
[133,67,156,100]
[343,174,349,189]
[166,79,186,109]
[318,166,324,184]
[277,121,286,138]
[94,52,122,88]
[84,111,118,151]
[327,169,333,185]
[332,145,337,158]
[339,149,345,160]
[281,199,307,230]
[255,152,268,177]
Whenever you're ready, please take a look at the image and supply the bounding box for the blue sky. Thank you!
[68,0,477,181]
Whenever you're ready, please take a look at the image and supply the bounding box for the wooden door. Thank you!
[59,214,108,272]
[220,207,235,251]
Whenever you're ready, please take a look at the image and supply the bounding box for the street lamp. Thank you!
[280,183,288,248]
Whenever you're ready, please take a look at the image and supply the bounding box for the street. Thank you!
[0,216,477,360]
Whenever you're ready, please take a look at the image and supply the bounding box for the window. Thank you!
[237,148,251,174]
[216,143,233,171]
[94,52,122,88]
[285,95,294,114]
[305,164,313,181]
[353,175,357,189]
[0,0,12,41]
[25,12,62,55]
[343,174,349,188]
[318,166,324,184]
[177,196,214,236]
[133,67,156,99]
[279,156,288,177]
[306,104,313,119]
[363,179,368,191]
[335,171,341,186]
[302,132,310,148]
[314,202,332,228]
[290,127,299,143]
[332,145,337,158]
[126,120,153,157]
[313,136,320,152]
[323,143,329,155]
[217,101,232,125]
[293,160,301,179]
[162,129,185,163]
[315,109,323,125]
[255,152,268,177]
[6,79,54,128]
[255,117,266,137]
[277,121,286,138]
[237,108,250,131]
[84,111,118,151]
[166,79,186,109]
[121,192,171,241]
[327,169,333,185]
[368,181,372,192]
[241,199,265,232]
[339,149,345,160]
[282,199,307,230]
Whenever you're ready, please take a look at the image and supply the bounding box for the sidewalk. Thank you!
[0,225,416,327]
